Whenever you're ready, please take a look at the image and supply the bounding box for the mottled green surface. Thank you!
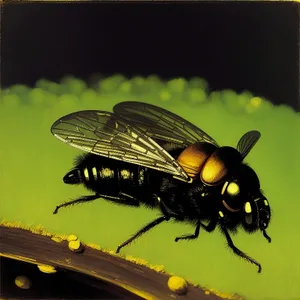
[1,75,300,300]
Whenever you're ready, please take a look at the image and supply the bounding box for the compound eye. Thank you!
[227,182,240,196]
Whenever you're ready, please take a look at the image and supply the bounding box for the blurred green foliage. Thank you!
[1,74,286,117]
[0,75,300,300]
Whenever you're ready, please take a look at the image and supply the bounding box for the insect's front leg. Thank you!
[218,212,262,273]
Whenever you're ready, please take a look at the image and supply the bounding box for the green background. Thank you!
[1,75,300,300]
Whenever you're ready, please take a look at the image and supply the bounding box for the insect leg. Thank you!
[53,193,139,215]
[116,215,169,253]
[118,192,140,206]
[174,220,217,242]
[220,223,262,273]
[154,195,184,220]
[53,194,101,214]
[174,221,200,242]
[116,195,180,253]
[200,220,217,232]
[261,228,271,243]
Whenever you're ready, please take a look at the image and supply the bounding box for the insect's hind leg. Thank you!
[53,192,140,215]
[53,194,101,214]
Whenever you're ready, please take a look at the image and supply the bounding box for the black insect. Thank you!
[51,101,271,273]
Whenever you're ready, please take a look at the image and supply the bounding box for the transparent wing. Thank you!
[237,130,261,160]
[51,110,190,182]
[113,101,219,148]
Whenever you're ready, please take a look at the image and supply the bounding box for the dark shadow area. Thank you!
[0,256,143,299]
[1,2,299,110]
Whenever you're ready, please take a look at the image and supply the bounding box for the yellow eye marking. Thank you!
[219,211,224,218]
[221,181,229,195]
[83,168,89,180]
[245,202,252,214]
[227,182,240,196]
[264,199,269,206]
[92,167,97,180]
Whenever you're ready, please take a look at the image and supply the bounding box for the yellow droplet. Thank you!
[167,276,188,295]
[15,276,31,289]
[51,236,63,243]
[68,240,81,252]
[37,264,56,274]
[67,234,78,242]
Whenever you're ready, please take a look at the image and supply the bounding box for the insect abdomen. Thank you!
[81,165,133,192]
[75,154,150,198]
[84,166,115,182]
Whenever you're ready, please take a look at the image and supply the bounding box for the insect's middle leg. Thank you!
[116,215,169,253]
[116,195,179,253]
[175,221,200,242]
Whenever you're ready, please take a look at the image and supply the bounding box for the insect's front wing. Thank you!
[51,110,190,182]
[114,101,219,148]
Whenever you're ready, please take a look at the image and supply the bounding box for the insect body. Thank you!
[51,101,271,273]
